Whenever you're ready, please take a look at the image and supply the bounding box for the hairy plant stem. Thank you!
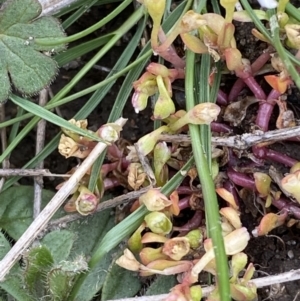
[185,49,230,300]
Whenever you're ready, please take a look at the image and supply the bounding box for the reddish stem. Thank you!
[211,122,232,133]
[227,168,256,190]
[178,196,192,210]
[243,76,267,100]
[228,50,271,102]
[101,158,129,176]
[158,28,185,69]
[255,89,280,131]
[272,197,300,219]
[103,177,121,190]
[228,79,245,102]
[252,146,296,167]
[216,89,228,106]
[174,210,202,234]
[223,181,240,206]
[253,88,296,166]
[177,186,196,195]
[265,149,297,167]
[255,101,276,131]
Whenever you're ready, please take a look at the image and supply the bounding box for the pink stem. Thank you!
[101,158,130,176]
[255,89,280,131]
[211,122,232,133]
[158,28,185,69]
[267,89,281,100]
[253,146,296,167]
[253,88,296,166]
[103,177,121,190]
[243,76,266,99]
[216,89,228,105]
[178,196,192,210]
[272,197,300,219]
[177,186,196,195]
[223,181,240,206]
[174,210,202,234]
[228,78,245,102]
[227,168,256,190]
[265,149,297,167]
[255,100,276,131]
[228,50,271,102]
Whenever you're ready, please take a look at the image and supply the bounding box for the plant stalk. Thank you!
[185,49,230,301]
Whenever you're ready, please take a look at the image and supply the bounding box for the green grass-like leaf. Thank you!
[185,49,230,301]
[10,95,105,143]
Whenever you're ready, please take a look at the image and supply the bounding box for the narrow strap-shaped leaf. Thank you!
[186,49,230,301]
[10,95,105,142]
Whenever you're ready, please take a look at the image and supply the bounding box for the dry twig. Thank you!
[34,89,48,219]
[38,0,79,16]
[0,103,9,192]
[0,169,70,177]
[106,268,300,301]
[0,118,126,281]
[47,187,150,230]
[160,125,300,150]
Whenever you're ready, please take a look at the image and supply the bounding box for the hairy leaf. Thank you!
[101,249,141,300]
[0,0,66,102]
[0,186,64,240]
[145,275,177,295]
[23,245,54,293]
[41,230,76,263]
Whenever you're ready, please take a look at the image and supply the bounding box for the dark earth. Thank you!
[5,2,300,300]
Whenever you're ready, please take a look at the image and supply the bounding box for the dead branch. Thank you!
[106,268,300,301]
[160,125,300,150]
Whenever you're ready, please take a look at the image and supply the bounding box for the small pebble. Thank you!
[286,240,297,246]
[287,250,294,259]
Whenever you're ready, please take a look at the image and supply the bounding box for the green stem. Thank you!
[51,6,144,103]
[240,0,300,66]
[286,2,300,23]
[35,0,132,46]
[185,50,230,301]
[267,9,300,90]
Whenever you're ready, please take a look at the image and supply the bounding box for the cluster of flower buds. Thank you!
[206,252,257,301]
[132,62,184,118]
[58,118,125,158]
[116,188,200,293]
[57,118,129,215]
[58,119,96,159]
[116,183,253,300]
[135,103,220,156]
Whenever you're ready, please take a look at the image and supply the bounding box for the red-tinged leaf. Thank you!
[253,212,288,236]
[264,75,289,93]
[224,48,242,71]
